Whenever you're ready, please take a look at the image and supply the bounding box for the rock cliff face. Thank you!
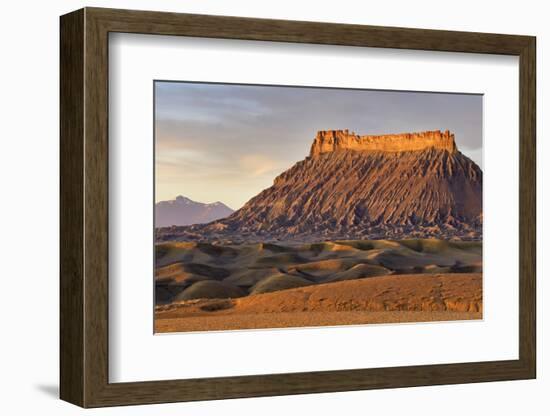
[310,129,457,156]
[156,130,482,242]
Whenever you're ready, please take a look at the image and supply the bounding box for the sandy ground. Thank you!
[155,273,482,333]
[155,311,481,332]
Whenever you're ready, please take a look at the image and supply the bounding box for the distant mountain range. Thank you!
[156,130,482,242]
[155,195,234,227]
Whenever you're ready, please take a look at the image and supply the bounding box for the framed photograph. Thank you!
[60,7,536,408]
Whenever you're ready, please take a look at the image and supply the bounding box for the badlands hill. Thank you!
[157,130,482,242]
[154,238,482,331]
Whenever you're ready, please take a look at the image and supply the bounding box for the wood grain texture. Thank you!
[59,7,537,408]
[518,38,536,375]
[88,7,532,54]
[83,10,110,406]
[59,8,84,406]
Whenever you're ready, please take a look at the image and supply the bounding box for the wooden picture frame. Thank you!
[60,7,536,408]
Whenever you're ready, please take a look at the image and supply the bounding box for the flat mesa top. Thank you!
[310,129,457,156]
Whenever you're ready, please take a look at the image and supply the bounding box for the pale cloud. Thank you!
[238,154,279,177]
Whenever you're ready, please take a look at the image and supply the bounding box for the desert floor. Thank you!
[155,272,482,333]
[155,239,482,332]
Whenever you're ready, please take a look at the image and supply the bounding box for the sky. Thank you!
[155,81,483,210]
